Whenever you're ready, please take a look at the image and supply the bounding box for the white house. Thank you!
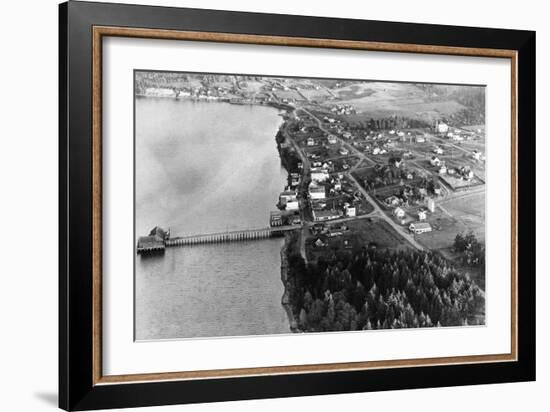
[430,156,441,167]
[339,147,350,156]
[345,206,356,217]
[418,210,427,221]
[439,165,447,174]
[307,137,315,146]
[433,146,444,155]
[437,122,449,134]
[409,222,432,234]
[393,207,405,219]
[427,198,436,212]
[328,135,337,144]
[286,200,299,211]
[311,169,329,183]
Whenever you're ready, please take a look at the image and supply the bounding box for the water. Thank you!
[134,98,290,340]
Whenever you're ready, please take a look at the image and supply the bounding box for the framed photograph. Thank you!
[59,1,536,410]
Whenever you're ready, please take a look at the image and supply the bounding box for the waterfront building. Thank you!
[279,190,297,203]
[286,200,299,211]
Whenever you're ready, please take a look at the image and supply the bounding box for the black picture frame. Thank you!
[59,1,536,410]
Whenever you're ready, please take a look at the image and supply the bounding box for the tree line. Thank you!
[285,246,484,332]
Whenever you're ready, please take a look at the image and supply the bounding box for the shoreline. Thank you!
[280,233,299,332]
[272,108,302,333]
[136,93,296,111]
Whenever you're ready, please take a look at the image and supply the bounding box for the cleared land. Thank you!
[416,191,485,251]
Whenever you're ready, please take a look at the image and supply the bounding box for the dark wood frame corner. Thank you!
[59,1,536,410]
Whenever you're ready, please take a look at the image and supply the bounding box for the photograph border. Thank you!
[60,1,534,410]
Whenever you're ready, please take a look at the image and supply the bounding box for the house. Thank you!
[307,137,315,146]
[339,147,350,156]
[406,171,414,180]
[311,169,329,183]
[415,136,426,143]
[345,205,356,217]
[433,146,444,155]
[328,134,337,144]
[393,207,405,218]
[439,165,447,174]
[334,180,342,191]
[427,198,435,212]
[309,183,326,200]
[418,209,427,221]
[385,196,401,206]
[436,122,449,134]
[279,190,297,203]
[430,156,441,167]
[312,209,340,222]
[472,150,482,160]
[389,157,403,168]
[314,238,327,248]
[286,200,299,211]
[409,222,432,234]
[372,147,381,155]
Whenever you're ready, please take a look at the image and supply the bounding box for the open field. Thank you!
[416,191,485,251]
[273,89,305,102]
[299,87,333,101]
[348,218,413,249]
[305,217,412,262]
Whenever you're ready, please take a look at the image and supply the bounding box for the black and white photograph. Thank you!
[134,71,486,340]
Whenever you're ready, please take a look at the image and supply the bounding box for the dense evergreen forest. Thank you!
[286,240,485,332]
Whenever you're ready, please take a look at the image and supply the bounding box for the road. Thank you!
[347,173,425,251]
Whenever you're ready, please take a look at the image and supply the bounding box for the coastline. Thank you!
[136,92,295,111]
[280,233,299,332]
[272,110,302,333]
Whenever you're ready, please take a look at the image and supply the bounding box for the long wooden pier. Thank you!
[166,225,300,247]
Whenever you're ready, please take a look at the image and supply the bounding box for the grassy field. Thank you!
[416,191,485,251]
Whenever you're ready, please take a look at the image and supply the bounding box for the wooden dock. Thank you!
[165,225,299,247]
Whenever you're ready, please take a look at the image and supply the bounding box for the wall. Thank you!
[0,0,545,411]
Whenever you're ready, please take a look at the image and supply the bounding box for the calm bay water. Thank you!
[135,98,290,340]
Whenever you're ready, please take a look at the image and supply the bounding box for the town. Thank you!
[137,74,486,282]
